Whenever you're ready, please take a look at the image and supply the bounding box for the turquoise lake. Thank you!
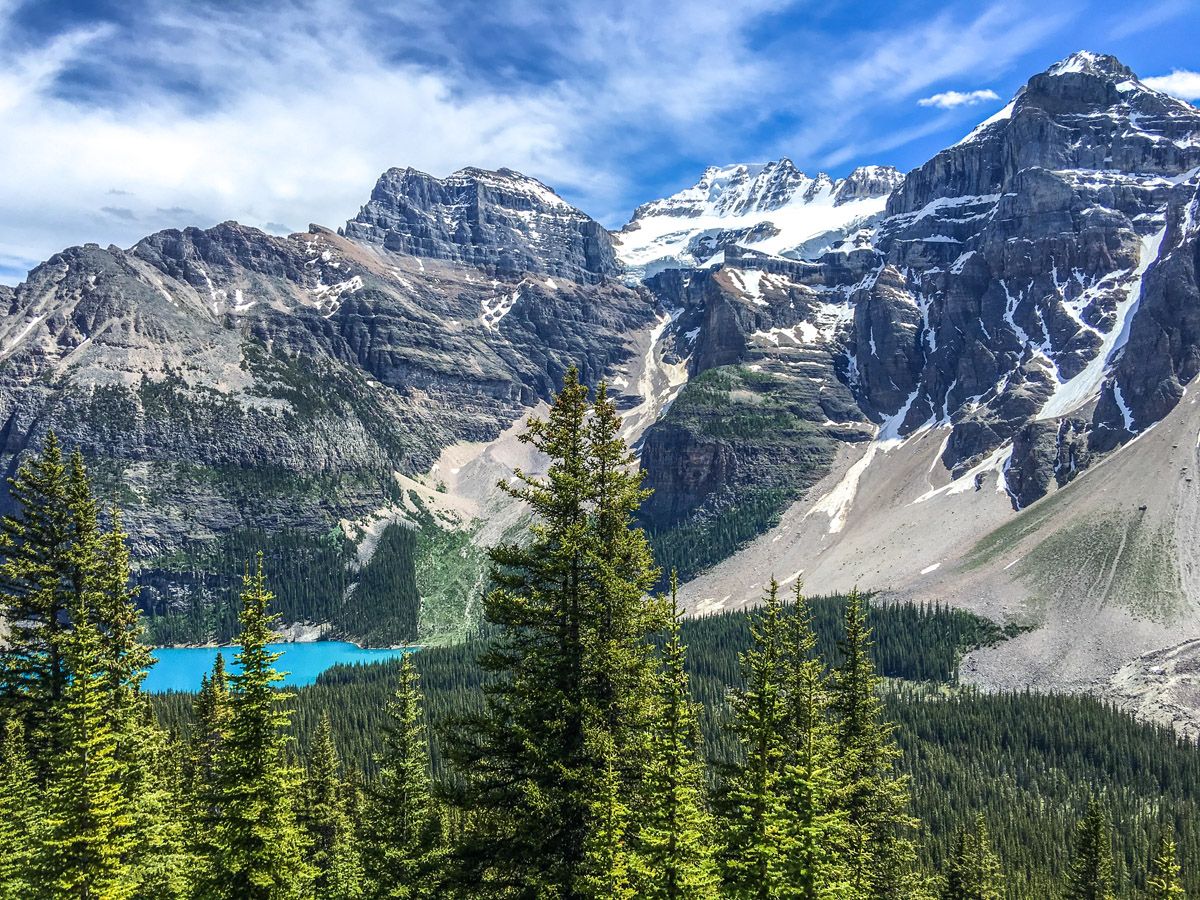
[143,641,415,693]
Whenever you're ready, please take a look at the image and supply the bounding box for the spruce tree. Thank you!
[780,583,852,898]
[203,556,312,899]
[578,739,637,900]
[363,654,442,899]
[633,574,718,899]
[828,590,923,898]
[0,434,82,769]
[448,368,665,897]
[717,578,791,898]
[123,699,190,900]
[0,720,40,899]
[1144,826,1183,900]
[302,713,364,900]
[1064,798,1114,900]
[941,816,1002,900]
[39,593,133,899]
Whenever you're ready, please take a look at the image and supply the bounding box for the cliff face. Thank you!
[5,52,1200,649]
[0,171,655,641]
[342,166,620,283]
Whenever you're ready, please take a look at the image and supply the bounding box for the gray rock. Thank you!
[343,167,619,283]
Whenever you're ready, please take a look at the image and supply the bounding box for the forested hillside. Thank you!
[0,375,1191,898]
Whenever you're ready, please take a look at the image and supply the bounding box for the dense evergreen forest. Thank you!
[0,372,1192,898]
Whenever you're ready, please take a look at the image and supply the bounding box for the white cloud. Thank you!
[917,89,1001,109]
[1143,70,1200,101]
[0,0,805,278]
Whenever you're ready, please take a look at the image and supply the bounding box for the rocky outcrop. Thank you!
[845,51,1200,496]
[0,182,654,567]
[342,167,619,283]
[1098,180,1200,443]
[635,50,1200,580]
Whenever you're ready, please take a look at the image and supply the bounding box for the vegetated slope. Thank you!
[154,600,1200,898]
[0,168,654,644]
[638,52,1200,605]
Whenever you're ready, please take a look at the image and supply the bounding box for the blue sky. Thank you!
[0,0,1197,284]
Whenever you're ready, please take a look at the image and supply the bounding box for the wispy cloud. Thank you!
[1106,0,1191,39]
[0,0,802,271]
[1143,70,1200,101]
[918,89,1001,109]
[0,0,1189,284]
[782,1,1071,169]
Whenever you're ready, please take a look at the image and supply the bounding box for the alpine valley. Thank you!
[4,50,1200,730]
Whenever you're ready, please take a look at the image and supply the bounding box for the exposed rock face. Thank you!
[0,185,653,567]
[636,50,1200,583]
[835,51,1200,496]
[342,167,619,283]
[1100,179,1200,442]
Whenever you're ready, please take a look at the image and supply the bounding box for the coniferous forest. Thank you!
[0,371,1194,899]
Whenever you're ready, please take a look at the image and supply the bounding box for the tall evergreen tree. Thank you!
[941,816,1002,900]
[0,720,40,899]
[203,556,312,900]
[1064,798,1115,900]
[123,699,190,900]
[780,583,852,898]
[0,434,82,769]
[448,368,665,897]
[633,574,718,900]
[579,739,637,900]
[363,654,442,899]
[302,713,364,900]
[39,591,133,900]
[1144,826,1183,900]
[717,578,791,898]
[828,590,924,899]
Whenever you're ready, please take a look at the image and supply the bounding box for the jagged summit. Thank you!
[343,165,618,283]
[1045,50,1136,80]
[614,160,903,277]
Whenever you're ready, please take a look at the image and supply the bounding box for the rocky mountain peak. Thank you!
[615,159,903,277]
[342,165,619,283]
[833,165,904,205]
[890,51,1200,215]
[1045,50,1136,81]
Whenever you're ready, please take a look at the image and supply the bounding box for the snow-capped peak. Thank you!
[1046,50,1133,80]
[615,160,902,279]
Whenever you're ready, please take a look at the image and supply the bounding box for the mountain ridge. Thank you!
[1,50,1199,714]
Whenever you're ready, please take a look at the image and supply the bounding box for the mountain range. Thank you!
[3,50,1200,728]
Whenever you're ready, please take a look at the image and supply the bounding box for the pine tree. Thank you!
[0,434,82,770]
[717,578,791,898]
[447,368,666,896]
[302,713,364,900]
[633,574,718,899]
[578,740,637,900]
[203,556,312,899]
[363,654,442,899]
[1064,798,1114,900]
[94,508,153,727]
[39,594,133,900]
[780,583,853,898]
[1144,826,1183,900]
[828,590,924,899]
[123,698,191,900]
[941,816,1002,900]
[0,720,40,899]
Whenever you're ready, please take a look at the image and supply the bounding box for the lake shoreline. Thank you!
[155,620,421,652]
[144,640,420,693]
